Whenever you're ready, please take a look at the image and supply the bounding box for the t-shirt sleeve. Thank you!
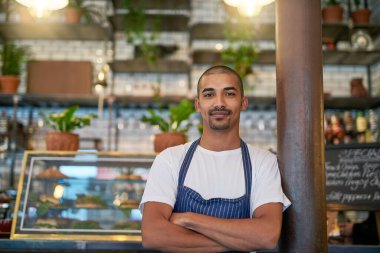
[139,149,179,213]
[251,150,291,214]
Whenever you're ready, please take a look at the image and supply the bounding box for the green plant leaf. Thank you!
[44,105,96,132]
[169,99,195,132]
[140,99,195,134]
[0,42,28,76]
[221,21,258,79]
[141,109,169,132]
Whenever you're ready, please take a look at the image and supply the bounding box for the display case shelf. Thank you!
[11,151,154,241]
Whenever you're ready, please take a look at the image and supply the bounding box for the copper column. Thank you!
[276,0,327,252]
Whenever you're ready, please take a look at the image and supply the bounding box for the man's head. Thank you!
[197,65,244,98]
[195,65,248,132]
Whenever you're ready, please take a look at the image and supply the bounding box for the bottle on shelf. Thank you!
[368,109,379,143]
[343,111,356,144]
[0,112,9,154]
[325,113,345,145]
[355,111,368,144]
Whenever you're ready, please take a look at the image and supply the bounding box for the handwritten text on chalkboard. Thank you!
[325,146,380,209]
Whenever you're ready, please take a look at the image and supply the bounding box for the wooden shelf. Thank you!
[190,23,380,43]
[109,14,189,32]
[0,94,189,108]
[193,49,380,66]
[0,23,111,41]
[1,94,379,110]
[324,96,380,110]
[323,50,380,65]
[110,59,189,73]
[190,23,275,40]
[111,0,190,11]
[192,49,275,65]
[322,23,380,42]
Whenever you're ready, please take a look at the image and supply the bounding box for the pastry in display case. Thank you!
[10,151,154,241]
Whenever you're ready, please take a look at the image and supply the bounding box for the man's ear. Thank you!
[194,98,200,112]
[241,96,248,111]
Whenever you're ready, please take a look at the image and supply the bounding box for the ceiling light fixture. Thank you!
[16,0,68,18]
[224,0,275,17]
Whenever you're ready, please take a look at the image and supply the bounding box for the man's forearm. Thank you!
[142,202,228,252]
[143,217,228,252]
[170,204,283,252]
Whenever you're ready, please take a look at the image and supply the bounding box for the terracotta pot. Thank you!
[350,78,367,97]
[154,132,187,153]
[351,9,371,24]
[0,76,20,93]
[46,132,79,151]
[64,7,82,24]
[322,6,343,23]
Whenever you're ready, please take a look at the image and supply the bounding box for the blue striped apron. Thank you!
[173,139,252,252]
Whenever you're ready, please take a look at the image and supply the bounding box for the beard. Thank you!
[208,108,232,130]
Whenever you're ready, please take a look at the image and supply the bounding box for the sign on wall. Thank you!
[325,144,380,211]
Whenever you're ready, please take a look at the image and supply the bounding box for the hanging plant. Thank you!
[221,21,258,80]
[123,0,161,67]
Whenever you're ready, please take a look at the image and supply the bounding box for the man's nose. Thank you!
[214,93,226,107]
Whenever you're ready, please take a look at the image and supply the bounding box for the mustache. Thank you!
[209,106,232,115]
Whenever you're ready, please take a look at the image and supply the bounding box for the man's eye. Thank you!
[226,92,236,96]
[203,93,213,97]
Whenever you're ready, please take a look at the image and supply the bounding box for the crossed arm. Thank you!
[141,202,283,252]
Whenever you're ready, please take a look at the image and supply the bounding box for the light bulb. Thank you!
[16,0,68,18]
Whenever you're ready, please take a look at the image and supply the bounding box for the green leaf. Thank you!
[140,99,195,134]
[44,105,96,132]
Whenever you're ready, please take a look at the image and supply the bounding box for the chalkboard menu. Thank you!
[326,143,380,211]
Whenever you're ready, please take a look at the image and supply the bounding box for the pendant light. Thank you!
[224,0,275,17]
[16,0,69,18]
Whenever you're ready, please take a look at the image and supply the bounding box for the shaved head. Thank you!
[197,65,244,98]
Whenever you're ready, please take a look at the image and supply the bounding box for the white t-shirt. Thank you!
[140,142,291,217]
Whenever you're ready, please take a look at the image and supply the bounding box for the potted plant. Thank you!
[44,105,96,151]
[322,0,343,23]
[141,99,196,153]
[64,0,104,24]
[0,42,28,93]
[351,0,371,24]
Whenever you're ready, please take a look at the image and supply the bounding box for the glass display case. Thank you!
[10,151,154,241]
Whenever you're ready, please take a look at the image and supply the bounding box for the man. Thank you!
[140,65,291,252]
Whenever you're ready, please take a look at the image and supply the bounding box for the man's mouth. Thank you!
[209,110,231,117]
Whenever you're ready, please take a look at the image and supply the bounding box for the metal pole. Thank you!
[276,0,327,252]
[9,94,19,188]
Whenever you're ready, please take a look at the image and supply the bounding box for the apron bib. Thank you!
[173,139,253,253]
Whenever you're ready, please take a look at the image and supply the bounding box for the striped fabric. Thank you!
[173,139,252,252]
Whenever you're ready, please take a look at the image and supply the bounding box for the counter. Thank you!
[0,240,379,253]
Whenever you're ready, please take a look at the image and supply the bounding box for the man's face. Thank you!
[195,73,248,132]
